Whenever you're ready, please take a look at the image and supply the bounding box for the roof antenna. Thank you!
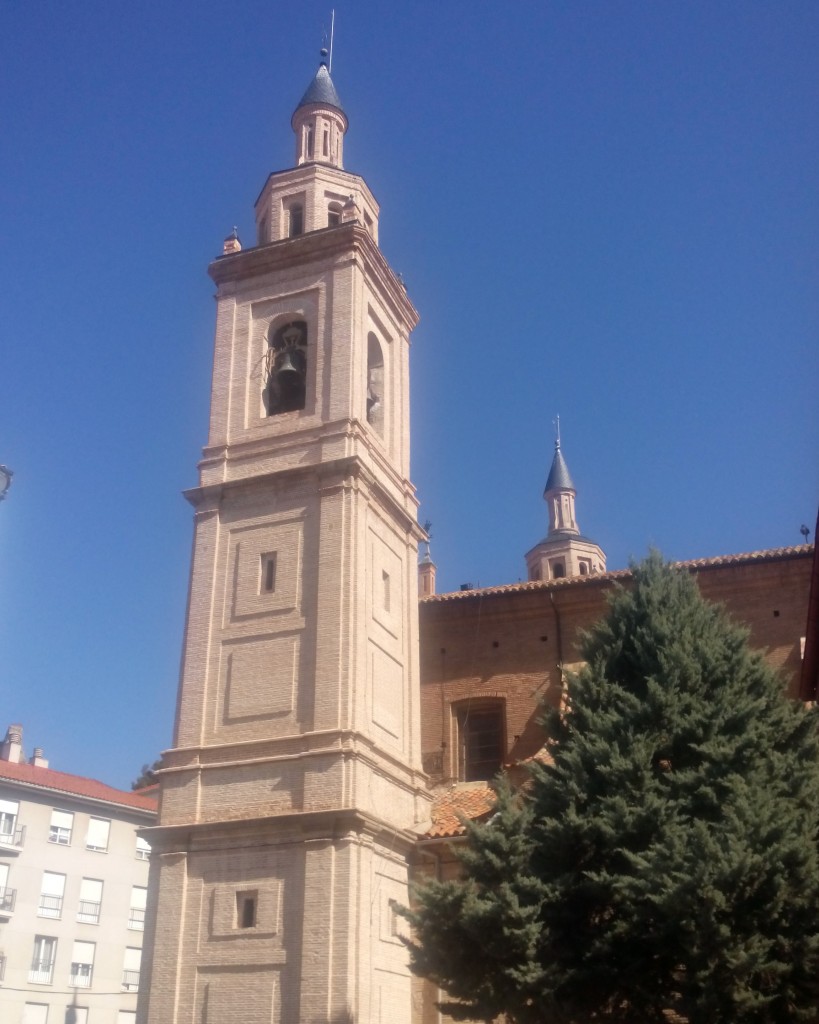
[329,9,335,73]
[553,414,561,450]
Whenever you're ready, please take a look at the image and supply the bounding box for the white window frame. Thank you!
[77,877,103,924]
[122,946,142,991]
[128,885,147,930]
[29,935,56,984]
[85,816,110,852]
[48,809,73,845]
[69,940,95,988]
[38,872,65,919]
[135,834,151,860]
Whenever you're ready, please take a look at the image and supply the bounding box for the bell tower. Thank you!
[138,52,429,1024]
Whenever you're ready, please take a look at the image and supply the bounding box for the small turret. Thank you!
[524,424,606,582]
[291,48,348,169]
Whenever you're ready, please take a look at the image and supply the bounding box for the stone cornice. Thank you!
[209,223,418,332]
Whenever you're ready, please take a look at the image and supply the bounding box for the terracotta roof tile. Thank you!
[425,783,496,838]
[0,759,158,814]
[421,545,813,603]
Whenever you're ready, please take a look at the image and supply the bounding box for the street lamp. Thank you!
[0,465,12,503]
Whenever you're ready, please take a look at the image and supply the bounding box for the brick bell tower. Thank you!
[138,50,430,1024]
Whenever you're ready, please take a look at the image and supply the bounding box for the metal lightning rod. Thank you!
[329,9,335,72]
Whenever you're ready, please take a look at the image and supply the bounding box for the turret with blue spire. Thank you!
[524,421,606,582]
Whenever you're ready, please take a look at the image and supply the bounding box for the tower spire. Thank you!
[524,422,606,581]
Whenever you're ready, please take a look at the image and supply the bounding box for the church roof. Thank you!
[421,544,813,603]
[294,57,345,116]
[544,443,575,494]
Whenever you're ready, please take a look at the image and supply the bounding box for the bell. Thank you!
[276,350,301,378]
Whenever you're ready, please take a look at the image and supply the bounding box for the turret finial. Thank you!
[553,413,561,450]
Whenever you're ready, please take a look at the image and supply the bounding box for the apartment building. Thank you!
[0,725,157,1024]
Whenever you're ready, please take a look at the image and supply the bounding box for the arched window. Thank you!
[366,333,384,435]
[552,562,565,579]
[305,125,314,160]
[264,320,307,416]
[455,700,505,782]
[327,202,342,228]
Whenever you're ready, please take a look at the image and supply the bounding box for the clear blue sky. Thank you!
[1,2,817,789]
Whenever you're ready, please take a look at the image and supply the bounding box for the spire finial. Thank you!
[553,414,561,450]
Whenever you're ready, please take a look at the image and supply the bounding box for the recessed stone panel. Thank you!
[224,635,299,720]
[369,640,404,744]
[229,519,303,622]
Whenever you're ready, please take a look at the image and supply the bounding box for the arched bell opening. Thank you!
[366,332,384,436]
[264,320,307,416]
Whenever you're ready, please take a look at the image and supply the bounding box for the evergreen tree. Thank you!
[404,554,819,1024]
[131,757,162,790]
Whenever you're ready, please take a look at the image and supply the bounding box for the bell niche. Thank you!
[264,320,307,415]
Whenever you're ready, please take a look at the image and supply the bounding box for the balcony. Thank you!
[77,900,101,924]
[29,959,55,985]
[38,894,63,919]
[0,825,25,853]
[69,962,93,988]
[128,907,145,930]
[122,968,140,991]
[0,885,16,916]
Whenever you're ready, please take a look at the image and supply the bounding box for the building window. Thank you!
[366,333,384,434]
[305,124,314,159]
[264,320,307,416]
[122,947,142,991]
[29,936,57,984]
[363,210,373,236]
[579,561,589,576]
[85,817,110,852]
[551,561,565,579]
[258,215,268,246]
[287,203,304,237]
[22,1005,49,1024]
[135,835,151,860]
[38,872,65,919]
[66,1008,88,1024]
[328,201,342,227]
[69,940,95,988]
[49,809,73,846]
[0,798,19,843]
[323,128,330,156]
[260,552,277,594]
[457,701,505,782]
[129,885,147,930]
[77,878,103,924]
[117,1013,137,1024]
[0,861,15,913]
[236,890,257,929]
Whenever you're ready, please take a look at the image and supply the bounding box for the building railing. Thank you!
[77,899,101,924]
[0,886,16,913]
[0,825,25,848]
[38,894,63,918]
[128,907,145,930]
[122,969,140,991]
[69,962,93,988]
[28,959,55,984]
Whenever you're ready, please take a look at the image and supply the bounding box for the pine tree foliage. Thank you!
[404,554,819,1024]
